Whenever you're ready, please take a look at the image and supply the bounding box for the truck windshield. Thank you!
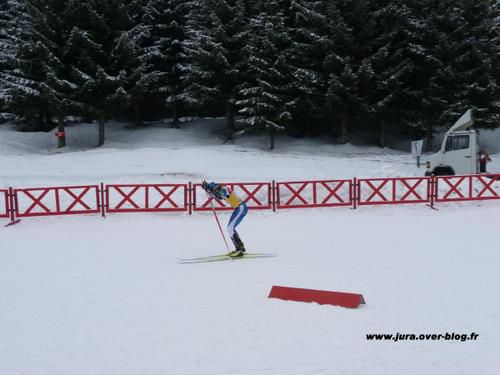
[445,135,469,151]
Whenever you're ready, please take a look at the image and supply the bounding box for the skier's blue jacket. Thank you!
[208,182,242,208]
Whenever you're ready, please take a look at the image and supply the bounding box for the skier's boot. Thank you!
[228,249,244,258]
[229,232,246,257]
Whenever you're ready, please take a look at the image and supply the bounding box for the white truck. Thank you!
[424,109,482,176]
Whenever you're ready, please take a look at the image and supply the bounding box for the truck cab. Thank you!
[424,109,479,176]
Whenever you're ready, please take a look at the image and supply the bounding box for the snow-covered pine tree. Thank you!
[0,0,15,108]
[107,0,159,128]
[323,0,375,144]
[183,0,249,141]
[0,0,31,113]
[139,0,188,127]
[236,0,293,150]
[361,0,419,147]
[404,0,499,149]
[111,30,149,127]
[63,0,131,146]
[0,0,20,75]
[286,0,330,137]
[448,0,499,128]
[493,0,500,111]
[1,0,79,147]
[392,0,440,149]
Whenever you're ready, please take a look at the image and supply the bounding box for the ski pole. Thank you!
[206,191,231,252]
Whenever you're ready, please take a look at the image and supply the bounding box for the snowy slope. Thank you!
[1,119,499,375]
[0,120,432,187]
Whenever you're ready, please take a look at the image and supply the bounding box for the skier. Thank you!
[202,180,248,257]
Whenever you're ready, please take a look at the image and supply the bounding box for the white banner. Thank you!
[411,140,424,156]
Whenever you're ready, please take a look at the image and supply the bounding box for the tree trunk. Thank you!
[225,100,235,142]
[45,112,53,128]
[57,115,66,148]
[269,129,275,150]
[378,121,385,148]
[98,113,105,147]
[171,101,180,128]
[328,112,337,140]
[425,119,433,152]
[134,103,143,128]
[338,113,348,144]
[84,113,93,123]
[37,112,44,130]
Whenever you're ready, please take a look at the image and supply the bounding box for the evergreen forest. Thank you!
[1,0,499,149]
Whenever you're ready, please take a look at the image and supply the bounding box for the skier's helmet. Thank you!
[208,182,217,190]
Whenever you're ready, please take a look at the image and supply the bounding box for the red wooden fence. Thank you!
[105,184,188,213]
[191,182,273,212]
[435,174,500,202]
[0,188,9,219]
[357,177,430,206]
[275,179,352,209]
[2,174,499,223]
[13,185,101,217]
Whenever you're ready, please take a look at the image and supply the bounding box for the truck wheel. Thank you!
[433,166,455,176]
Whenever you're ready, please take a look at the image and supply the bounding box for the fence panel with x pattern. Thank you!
[105,184,188,213]
[4,174,500,222]
[357,177,430,206]
[435,174,500,202]
[276,180,352,209]
[13,185,100,217]
[192,182,272,211]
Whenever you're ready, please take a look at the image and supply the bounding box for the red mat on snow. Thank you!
[268,285,365,308]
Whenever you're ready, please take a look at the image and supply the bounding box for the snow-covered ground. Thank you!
[1,120,499,375]
[0,119,430,187]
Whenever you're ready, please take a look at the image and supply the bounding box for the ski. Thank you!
[178,252,276,264]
